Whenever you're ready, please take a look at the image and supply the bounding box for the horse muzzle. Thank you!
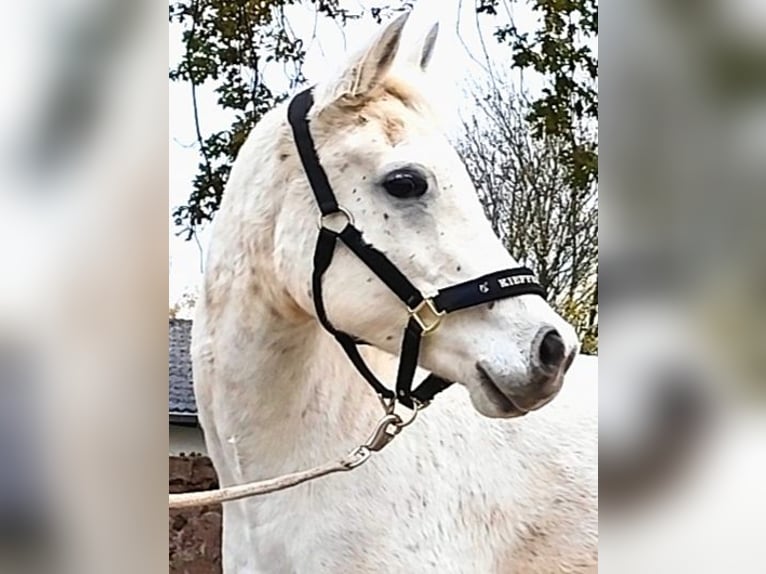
[474,326,578,417]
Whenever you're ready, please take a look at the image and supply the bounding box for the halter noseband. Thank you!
[287,88,546,408]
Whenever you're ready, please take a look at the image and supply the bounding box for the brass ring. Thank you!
[317,206,354,231]
[377,394,396,415]
[393,401,422,429]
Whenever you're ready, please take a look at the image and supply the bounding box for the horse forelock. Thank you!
[315,75,432,146]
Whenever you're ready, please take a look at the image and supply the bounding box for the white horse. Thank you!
[192,14,597,573]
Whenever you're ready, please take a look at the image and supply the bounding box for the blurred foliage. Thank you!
[477,0,598,195]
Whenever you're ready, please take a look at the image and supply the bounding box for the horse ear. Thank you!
[325,13,409,103]
[399,22,439,72]
[418,23,439,70]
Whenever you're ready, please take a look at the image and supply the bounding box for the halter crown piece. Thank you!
[287,88,546,409]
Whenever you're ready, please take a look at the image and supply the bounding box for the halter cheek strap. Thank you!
[288,88,546,408]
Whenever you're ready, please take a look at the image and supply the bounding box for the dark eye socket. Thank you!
[381,168,428,199]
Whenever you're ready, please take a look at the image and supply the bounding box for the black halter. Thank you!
[287,88,546,408]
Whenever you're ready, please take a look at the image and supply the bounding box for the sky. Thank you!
[168,0,543,309]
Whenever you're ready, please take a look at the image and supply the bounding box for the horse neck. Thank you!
[242,299,393,469]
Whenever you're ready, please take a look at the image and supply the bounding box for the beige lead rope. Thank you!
[168,407,422,509]
[169,448,370,509]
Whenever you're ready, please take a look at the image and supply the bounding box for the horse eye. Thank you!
[382,169,428,199]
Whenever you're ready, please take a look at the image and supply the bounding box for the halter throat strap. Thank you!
[288,87,546,408]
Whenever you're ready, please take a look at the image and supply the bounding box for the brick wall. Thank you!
[169,454,222,574]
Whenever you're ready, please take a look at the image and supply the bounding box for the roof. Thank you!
[169,318,197,423]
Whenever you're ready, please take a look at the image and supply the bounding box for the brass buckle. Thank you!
[409,298,445,335]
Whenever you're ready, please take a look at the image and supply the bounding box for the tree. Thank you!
[477,0,598,197]
[169,0,409,239]
[457,74,598,352]
[169,288,198,319]
[169,2,598,350]
[170,1,597,238]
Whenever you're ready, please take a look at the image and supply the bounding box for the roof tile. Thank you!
[169,318,196,415]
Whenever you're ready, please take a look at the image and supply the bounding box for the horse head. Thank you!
[264,14,579,417]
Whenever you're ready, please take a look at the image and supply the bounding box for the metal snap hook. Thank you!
[363,413,403,452]
[342,445,372,469]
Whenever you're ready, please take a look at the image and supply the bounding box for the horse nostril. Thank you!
[537,329,566,370]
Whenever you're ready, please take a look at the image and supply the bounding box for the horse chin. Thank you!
[466,377,529,419]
